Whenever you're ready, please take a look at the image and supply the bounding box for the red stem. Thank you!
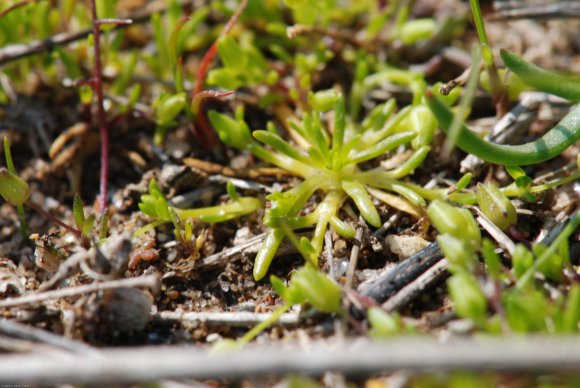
[192,0,248,97]
[190,0,248,153]
[25,202,83,239]
[89,0,108,214]
[88,3,132,214]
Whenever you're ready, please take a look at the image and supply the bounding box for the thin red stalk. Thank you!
[192,90,235,150]
[190,0,247,153]
[89,1,132,214]
[191,90,235,116]
[193,44,218,97]
[192,0,248,96]
[89,0,108,214]
[25,202,83,239]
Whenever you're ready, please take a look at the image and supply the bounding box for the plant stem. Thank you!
[442,44,481,157]
[192,0,248,152]
[25,201,83,239]
[469,0,508,116]
[88,2,132,213]
[89,0,108,214]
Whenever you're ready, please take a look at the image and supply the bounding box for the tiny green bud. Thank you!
[400,18,436,45]
[410,105,437,148]
[307,90,338,112]
[208,110,254,150]
[505,166,532,189]
[0,168,30,206]
[476,183,517,231]
[226,181,239,201]
[291,265,342,314]
[265,70,279,85]
[437,234,474,272]
[73,193,85,231]
[481,43,494,67]
[455,173,473,192]
[448,273,488,325]
[79,84,93,106]
[368,307,402,338]
[157,93,186,126]
[427,200,481,249]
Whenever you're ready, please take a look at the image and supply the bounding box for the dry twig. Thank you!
[2,337,580,384]
[0,274,159,309]
[157,310,300,327]
[0,319,98,355]
[358,242,444,304]
[345,225,364,290]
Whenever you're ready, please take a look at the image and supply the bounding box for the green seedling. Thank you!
[2,138,29,235]
[72,194,109,245]
[73,194,95,241]
[448,271,488,326]
[153,92,187,146]
[136,179,262,237]
[431,196,580,333]
[213,263,342,351]
[367,307,405,338]
[469,0,507,113]
[427,199,481,250]
[1,139,87,241]
[207,34,279,91]
[1,138,29,207]
[210,92,432,280]
[476,183,517,231]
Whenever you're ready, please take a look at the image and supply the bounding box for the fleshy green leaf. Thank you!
[0,168,30,206]
[501,49,580,102]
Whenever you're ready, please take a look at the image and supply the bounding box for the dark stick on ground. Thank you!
[358,242,444,303]
[358,210,580,310]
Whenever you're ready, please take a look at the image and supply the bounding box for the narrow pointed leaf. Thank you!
[342,180,381,227]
